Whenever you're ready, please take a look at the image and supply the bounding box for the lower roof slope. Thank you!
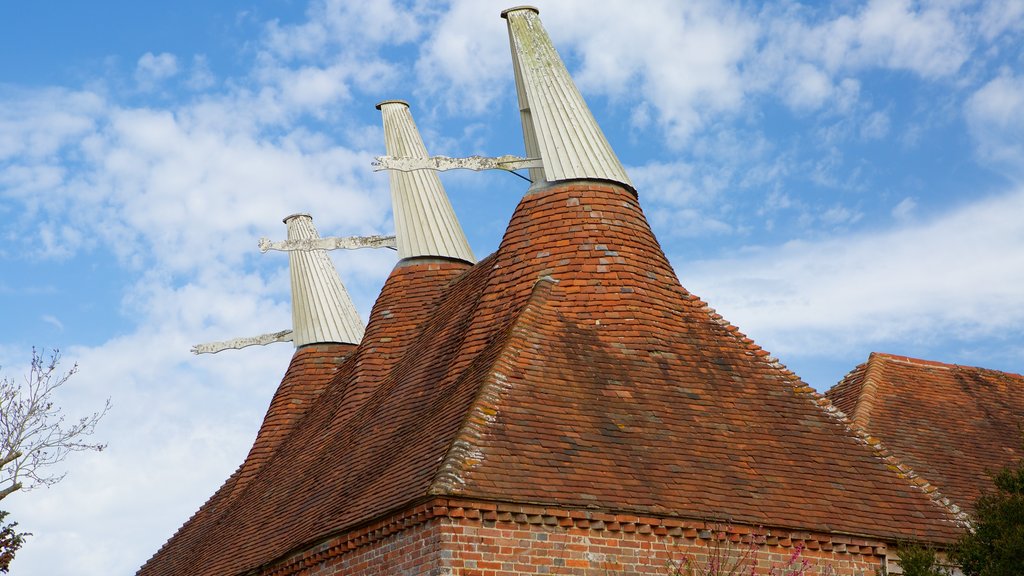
[827,352,1024,515]
[138,343,354,576]
[140,181,962,576]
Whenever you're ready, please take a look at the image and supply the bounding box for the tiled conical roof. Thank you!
[377,100,475,263]
[284,214,365,347]
[502,6,633,192]
[139,8,963,576]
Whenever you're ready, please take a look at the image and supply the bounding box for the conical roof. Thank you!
[139,8,962,576]
[377,100,475,263]
[502,6,633,191]
[284,214,365,347]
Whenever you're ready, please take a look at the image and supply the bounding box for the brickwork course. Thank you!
[138,6,970,576]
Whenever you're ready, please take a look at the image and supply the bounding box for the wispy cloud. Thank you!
[965,70,1024,178]
[135,52,180,91]
[680,186,1024,362]
[41,314,64,332]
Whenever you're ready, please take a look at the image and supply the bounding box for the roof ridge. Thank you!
[682,295,972,534]
[429,276,560,496]
[876,351,1024,378]
[873,352,956,370]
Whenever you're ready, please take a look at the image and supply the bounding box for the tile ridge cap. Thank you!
[428,276,560,496]
[873,352,957,370]
[877,352,1024,379]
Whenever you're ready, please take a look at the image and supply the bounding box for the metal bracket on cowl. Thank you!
[191,330,295,355]
[258,234,397,253]
[372,154,542,173]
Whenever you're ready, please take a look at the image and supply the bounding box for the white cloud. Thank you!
[547,0,755,142]
[965,70,1024,176]
[413,0,513,115]
[0,88,103,161]
[781,63,834,112]
[186,55,216,91]
[860,110,890,140]
[680,186,1024,359]
[748,0,976,121]
[135,52,180,90]
[41,314,64,332]
[977,0,1024,41]
[849,0,970,78]
[891,197,917,221]
[265,0,423,60]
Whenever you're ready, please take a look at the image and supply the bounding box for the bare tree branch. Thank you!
[0,348,110,502]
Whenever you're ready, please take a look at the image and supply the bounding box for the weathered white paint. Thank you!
[258,234,397,253]
[191,330,294,355]
[502,6,634,192]
[373,154,542,174]
[284,214,365,347]
[377,100,476,263]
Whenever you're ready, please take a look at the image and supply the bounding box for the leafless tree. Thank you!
[0,348,110,502]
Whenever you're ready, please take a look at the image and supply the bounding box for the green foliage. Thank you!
[0,510,26,573]
[882,543,950,576]
[951,458,1024,576]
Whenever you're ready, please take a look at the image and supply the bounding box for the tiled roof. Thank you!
[827,352,1024,515]
[139,181,962,576]
[138,343,354,575]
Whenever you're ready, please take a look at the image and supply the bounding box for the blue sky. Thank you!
[1,1,1022,574]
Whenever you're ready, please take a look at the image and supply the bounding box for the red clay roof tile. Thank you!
[827,352,1024,516]
[140,182,963,576]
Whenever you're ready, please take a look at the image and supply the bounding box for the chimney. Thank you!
[501,6,633,193]
[285,213,365,347]
[376,100,476,264]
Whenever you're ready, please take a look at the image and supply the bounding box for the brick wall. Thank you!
[272,500,885,576]
[308,519,448,576]
[439,516,881,576]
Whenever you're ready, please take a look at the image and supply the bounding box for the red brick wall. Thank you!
[278,500,885,576]
[439,517,881,576]
[306,519,449,576]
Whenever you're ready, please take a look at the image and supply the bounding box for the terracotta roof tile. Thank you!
[827,352,1024,515]
[140,182,963,576]
[137,343,354,575]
